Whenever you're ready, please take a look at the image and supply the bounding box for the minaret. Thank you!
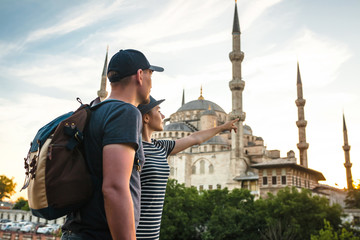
[97,46,109,101]
[229,0,246,165]
[342,114,353,189]
[295,62,309,168]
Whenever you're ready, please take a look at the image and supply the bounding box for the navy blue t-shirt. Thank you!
[62,99,145,239]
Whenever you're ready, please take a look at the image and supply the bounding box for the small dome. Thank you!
[244,124,252,135]
[177,99,225,113]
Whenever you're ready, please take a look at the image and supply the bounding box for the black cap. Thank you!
[107,49,164,82]
[138,96,165,115]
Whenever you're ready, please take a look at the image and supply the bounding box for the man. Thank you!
[61,49,164,240]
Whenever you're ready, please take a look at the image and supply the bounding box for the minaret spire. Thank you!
[182,89,185,106]
[229,1,246,176]
[233,0,240,33]
[295,62,309,168]
[342,113,353,189]
[97,46,109,101]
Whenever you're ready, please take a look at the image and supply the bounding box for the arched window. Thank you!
[209,164,214,174]
[200,160,205,174]
[192,165,196,174]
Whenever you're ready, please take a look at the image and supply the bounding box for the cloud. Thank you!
[244,28,352,93]
[24,0,125,43]
[3,53,101,96]
[240,0,284,32]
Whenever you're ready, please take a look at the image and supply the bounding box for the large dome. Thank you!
[177,99,225,113]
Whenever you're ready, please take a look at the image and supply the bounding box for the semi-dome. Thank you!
[177,99,225,113]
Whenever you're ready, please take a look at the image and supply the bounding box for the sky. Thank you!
[0,0,359,201]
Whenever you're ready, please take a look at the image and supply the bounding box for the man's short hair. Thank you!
[108,71,132,86]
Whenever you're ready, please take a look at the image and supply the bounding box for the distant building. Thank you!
[0,201,13,210]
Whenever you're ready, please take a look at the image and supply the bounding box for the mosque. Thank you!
[96,2,353,205]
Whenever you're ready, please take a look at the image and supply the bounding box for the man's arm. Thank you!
[103,143,136,240]
[171,119,239,155]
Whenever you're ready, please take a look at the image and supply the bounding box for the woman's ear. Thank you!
[143,113,150,124]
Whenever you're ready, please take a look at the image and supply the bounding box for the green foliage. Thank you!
[160,179,201,240]
[311,220,360,240]
[0,175,16,201]
[345,183,360,209]
[256,187,343,239]
[160,182,345,240]
[12,197,30,211]
[200,188,260,240]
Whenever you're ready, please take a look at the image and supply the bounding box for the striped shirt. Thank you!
[136,139,175,240]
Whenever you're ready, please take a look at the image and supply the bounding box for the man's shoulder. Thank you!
[94,100,141,116]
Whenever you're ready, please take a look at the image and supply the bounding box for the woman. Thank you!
[136,96,238,240]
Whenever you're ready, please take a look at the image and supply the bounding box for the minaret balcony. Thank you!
[229,51,244,61]
[343,145,351,151]
[295,99,306,107]
[297,142,309,150]
[296,120,307,127]
[344,162,352,168]
[230,111,246,121]
[229,79,245,91]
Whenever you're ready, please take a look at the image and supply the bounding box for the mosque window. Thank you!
[199,185,204,191]
[281,176,286,185]
[263,169,267,176]
[212,146,215,152]
[182,133,184,137]
[209,185,213,190]
[204,146,207,152]
[272,176,277,185]
[192,165,196,174]
[263,176,268,185]
[200,160,205,174]
[209,164,214,174]
[217,184,221,189]
[299,178,301,187]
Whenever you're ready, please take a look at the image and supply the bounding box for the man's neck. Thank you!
[108,89,141,107]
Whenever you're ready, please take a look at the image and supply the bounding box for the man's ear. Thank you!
[136,69,143,86]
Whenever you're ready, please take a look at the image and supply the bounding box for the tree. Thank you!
[345,182,360,209]
[160,179,202,240]
[13,197,30,211]
[0,175,16,201]
[200,188,261,240]
[311,220,360,240]
[256,187,343,239]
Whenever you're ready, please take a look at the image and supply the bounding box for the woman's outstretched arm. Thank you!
[170,118,239,155]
